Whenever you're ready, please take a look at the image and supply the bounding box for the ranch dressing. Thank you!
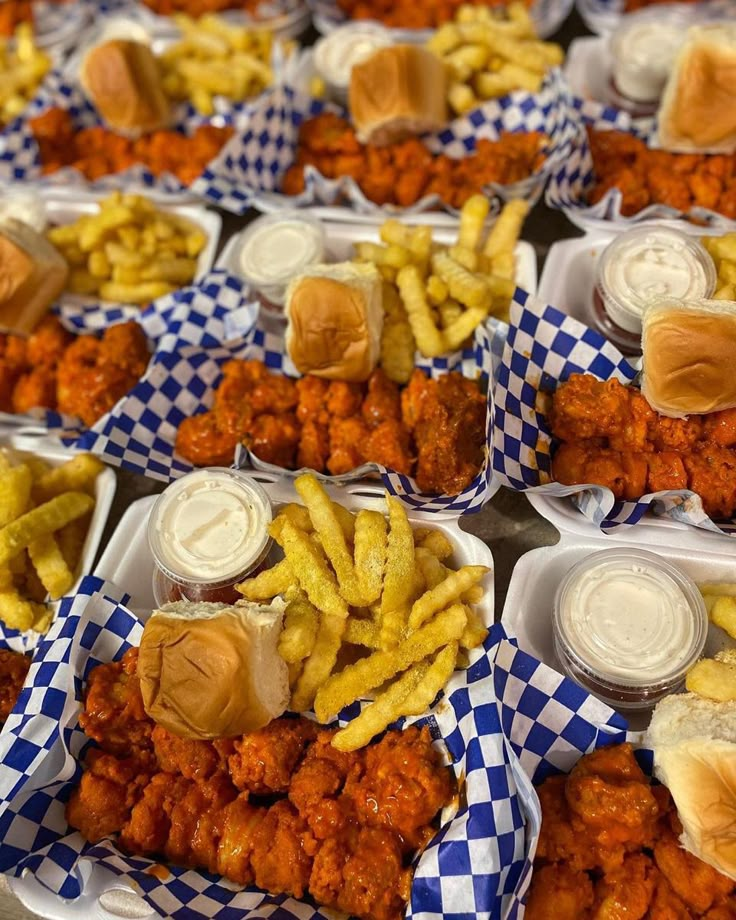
[313,23,393,100]
[148,469,272,603]
[610,16,685,102]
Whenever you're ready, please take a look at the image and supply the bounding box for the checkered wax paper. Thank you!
[491,290,736,536]
[0,68,244,195]
[77,270,496,512]
[545,96,736,230]
[192,69,581,217]
[0,578,531,920]
[307,0,574,39]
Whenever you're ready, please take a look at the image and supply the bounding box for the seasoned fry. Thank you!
[710,596,736,639]
[277,503,313,533]
[409,565,489,630]
[421,530,454,560]
[379,497,416,648]
[291,611,345,713]
[686,655,736,702]
[0,492,94,566]
[0,465,31,527]
[27,534,74,599]
[273,519,348,620]
[344,616,382,649]
[56,515,89,572]
[236,557,294,600]
[278,591,320,664]
[397,265,445,358]
[460,606,489,649]
[33,454,104,502]
[483,198,530,258]
[314,603,467,722]
[457,194,490,252]
[0,587,39,632]
[354,510,387,605]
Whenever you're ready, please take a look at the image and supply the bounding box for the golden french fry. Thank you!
[314,603,467,722]
[34,454,103,502]
[332,502,356,543]
[295,474,364,606]
[421,530,454,560]
[415,546,447,590]
[442,305,489,350]
[462,584,485,604]
[354,510,387,605]
[0,586,39,631]
[31,604,53,634]
[379,496,416,648]
[380,282,416,385]
[397,265,445,358]
[0,493,95,566]
[56,514,89,572]
[273,518,347,620]
[344,616,382,650]
[710,596,736,639]
[458,194,490,252]
[278,591,320,664]
[27,534,74,599]
[236,557,294,600]
[483,198,529,258]
[460,605,488,649]
[0,464,32,527]
[686,657,736,702]
[409,565,489,631]
[277,503,313,533]
[291,611,345,713]
[98,281,174,304]
[432,252,491,310]
[699,583,736,596]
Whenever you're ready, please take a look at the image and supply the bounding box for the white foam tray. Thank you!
[32,1,91,51]
[11,470,494,919]
[218,216,538,295]
[0,431,116,615]
[501,521,736,732]
[565,35,620,111]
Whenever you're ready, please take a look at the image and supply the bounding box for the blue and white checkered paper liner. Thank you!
[491,290,736,536]
[307,0,574,39]
[80,276,495,512]
[0,69,244,195]
[545,96,736,229]
[192,69,581,217]
[0,577,521,920]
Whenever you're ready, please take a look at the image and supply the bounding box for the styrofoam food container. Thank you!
[0,431,116,608]
[31,0,91,52]
[219,215,538,298]
[10,471,494,918]
[502,517,736,731]
[45,191,221,316]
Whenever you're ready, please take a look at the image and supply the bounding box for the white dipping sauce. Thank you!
[313,23,393,94]
[611,19,684,102]
[558,558,695,681]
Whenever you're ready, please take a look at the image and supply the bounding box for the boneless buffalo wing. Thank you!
[30,108,233,185]
[68,651,453,920]
[587,129,736,219]
[527,743,736,920]
[0,648,30,722]
[337,0,532,28]
[282,113,547,210]
[549,375,736,518]
[0,317,149,426]
[175,360,487,494]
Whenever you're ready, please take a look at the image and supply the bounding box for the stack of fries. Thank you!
[0,451,103,633]
[159,14,283,116]
[237,474,489,751]
[0,23,51,125]
[702,233,736,301]
[428,2,564,115]
[355,196,528,372]
[688,582,736,700]
[47,192,207,304]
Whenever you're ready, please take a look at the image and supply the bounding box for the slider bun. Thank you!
[138,599,289,740]
[641,298,736,418]
[349,45,448,146]
[80,39,170,136]
[658,24,736,154]
[285,262,383,382]
[648,693,736,882]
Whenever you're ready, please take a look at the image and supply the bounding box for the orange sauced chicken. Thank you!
[548,375,736,519]
[0,648,30,723]
[624,0,701,9]
[176,360,487,494]
[527,743,736,920]
[282,113,547,210]
[29,108,233,185]
[336,0,533,29]
[68,649,453,920]
[142,0,266,12]
[0,317,149,427]
[587,128,736,219]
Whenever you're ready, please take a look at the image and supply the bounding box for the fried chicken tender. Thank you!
[704,409,736,448]
[0,648,29,722]
[167,774,237,872]
[297,419,330,471]
[250,800,318,898]
[26,316,73,367]
[229,717,317,795]
[344,726,452,851]
[327,417,370,475]
[152,725,231,782]
[79,648,153,757]
[296,376,330,426]
[361,370,401,427]
[326,380,364,419]
[12,367,57,415]
[365,419,413,475]
[654,832,735,914]
[683,447,736,519]
[311,827,412,920]
[119,772,192,855]
[591,853,657,920]
[550,376,631,442]
[66,749,155,842]
[176,412,240,467]
[648,872,693,920]
[526,863,594,920]
[216,794,267,886]
[213,359,260,438]
[245,412,300,469]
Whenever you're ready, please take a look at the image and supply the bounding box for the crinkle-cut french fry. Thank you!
[273,519,347,620]
[432,251,491,310]
[397,265,445,359]
[457,194,490,252]
[278,591,319,664]
[710,596,736,640]
[314,604,467,722]
[236,557,294,600]
[354,510,387,605]
[421,530,454,560]
[442,305,488,350]
[483,198,530,258]
[344,616,382,650]
[34,454,103,502]
[0,492,94,566]
[0,587,38,632]
[686,657,736,702]
[291,611,345,713]
[56,514,90,573]
[379,497,415,648]
[460,605,488,649]
[0,464,31,528]
[27,533,74,599]
[409,565,489,631]
[295,474,364,606]
[277,503,313,533]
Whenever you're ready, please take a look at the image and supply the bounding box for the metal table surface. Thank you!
[0,5,593,917]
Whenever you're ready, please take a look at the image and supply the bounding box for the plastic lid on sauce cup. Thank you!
[596,226,717,336]
[313,23,393,104]
[553,548,707,709]
[148,468,273,589]
[234,211,326,309]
